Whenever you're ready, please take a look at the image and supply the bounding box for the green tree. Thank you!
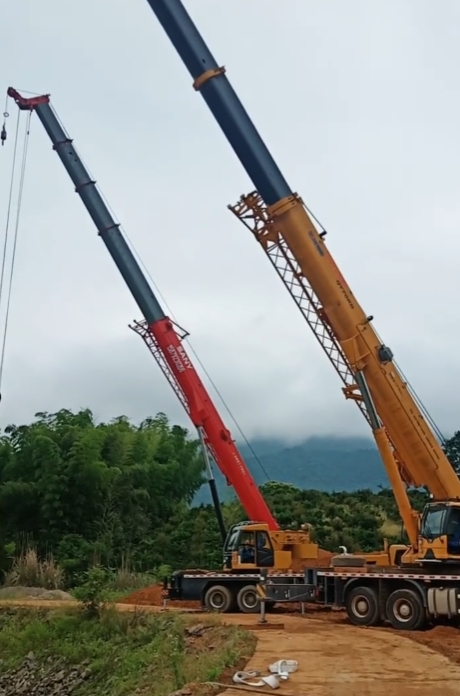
[0,409,205,580]
[1,406,450,584]
[444,431,460,474]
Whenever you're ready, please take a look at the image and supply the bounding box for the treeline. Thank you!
[0,409,458,585]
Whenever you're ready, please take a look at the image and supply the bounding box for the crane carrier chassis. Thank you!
[165,565,460,631]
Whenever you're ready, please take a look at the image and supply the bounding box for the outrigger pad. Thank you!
[331,555,366,568]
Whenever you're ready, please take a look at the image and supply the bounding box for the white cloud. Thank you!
[1,0,459,443]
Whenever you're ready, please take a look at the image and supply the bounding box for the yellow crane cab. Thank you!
[223,521,318,572]
[413,500,460,564]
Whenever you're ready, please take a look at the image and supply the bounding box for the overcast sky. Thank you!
[1,0,460,445]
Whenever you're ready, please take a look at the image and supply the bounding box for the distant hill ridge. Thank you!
[193,435,387,506]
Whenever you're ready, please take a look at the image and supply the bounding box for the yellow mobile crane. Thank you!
[144,0,460,572]
[6,87,325,616]
[140,2,460,629]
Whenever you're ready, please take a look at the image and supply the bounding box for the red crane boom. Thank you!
[7,86,279,532]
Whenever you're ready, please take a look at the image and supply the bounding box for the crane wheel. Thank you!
[237,585,259,613]
[204,585,234,613]
[346,586,380,626]
[385,588,426,631]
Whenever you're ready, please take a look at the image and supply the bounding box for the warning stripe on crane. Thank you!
[183,573,262,579]
[318,571,460,581]
[182,570,460,582]
[182,572,306,579]
[256,584,267,600]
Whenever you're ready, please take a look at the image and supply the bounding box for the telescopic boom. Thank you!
[143,0,460,553]
[7,86,279,533]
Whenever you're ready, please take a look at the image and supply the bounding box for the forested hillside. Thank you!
[194,435,385,505]
[0,408,458,585]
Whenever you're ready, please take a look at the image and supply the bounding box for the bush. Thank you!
[154,564,172,581]
[4,548,65,589]
[73,565,111,617]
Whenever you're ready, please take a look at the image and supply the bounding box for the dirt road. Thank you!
[223,614,460,696]
[2,599,460,695]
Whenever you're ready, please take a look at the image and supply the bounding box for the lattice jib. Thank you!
[229,192,371,426]
[129,319,189,415]
[130,322,225,478]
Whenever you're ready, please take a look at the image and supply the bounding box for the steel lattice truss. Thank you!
[129,319,190,415]
[229,192,371,427]
[228,192,415,483]
[129,319,222,476]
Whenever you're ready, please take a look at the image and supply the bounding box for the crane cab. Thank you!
[416,501,460,563]
[223,521,318,571]
[223,522,277,571]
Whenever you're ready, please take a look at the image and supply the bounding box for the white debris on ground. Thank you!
[233,659,299,689]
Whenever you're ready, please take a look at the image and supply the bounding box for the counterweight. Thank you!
[7,87,278,530]
[144,0,460,504]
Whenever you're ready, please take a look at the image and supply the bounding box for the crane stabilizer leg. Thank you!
[142,2,460,507]
[7,86,279,532]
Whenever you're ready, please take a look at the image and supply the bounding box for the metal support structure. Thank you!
[130,318,189,412]
[229,193,371,427]
[131,320,227,541]
[197,426,227,542]
[144,0,460,513]
[261,568,317,607]
[7,89,165,326]
[143,0,292,206]
[258,569,268,624]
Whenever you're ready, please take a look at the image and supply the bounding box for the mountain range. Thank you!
[193,435,388,505]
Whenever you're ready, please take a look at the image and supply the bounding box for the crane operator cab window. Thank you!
[446,507,460,555]
[237,530,274,567]
[421,504,460,556]
[238,531,256,564]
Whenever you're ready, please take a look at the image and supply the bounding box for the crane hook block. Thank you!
[1,112,7,146]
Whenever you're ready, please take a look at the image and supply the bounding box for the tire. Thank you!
[385,589,426,631]
[204,585,234,613]
[237,585,259,614]
[346,586,380,627]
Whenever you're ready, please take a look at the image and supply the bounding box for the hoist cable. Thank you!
[0,110,21,315]
[0,111,32,389]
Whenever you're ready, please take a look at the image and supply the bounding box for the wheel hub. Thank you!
[393,599,412,621]
[352,596,369,617]
[212,592,225,608]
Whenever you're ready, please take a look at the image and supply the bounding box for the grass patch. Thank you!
[4,548,65,589]
[0,608,256,696]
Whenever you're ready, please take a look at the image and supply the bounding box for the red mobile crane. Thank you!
[6,87,277,540]
[143,1,460,628]
[7,89,322,613]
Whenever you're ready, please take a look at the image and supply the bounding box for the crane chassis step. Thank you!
[166,568,460,628]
